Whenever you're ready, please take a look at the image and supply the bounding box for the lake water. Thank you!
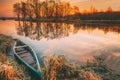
[0,20,120,63]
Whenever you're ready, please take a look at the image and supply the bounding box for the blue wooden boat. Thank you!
[13,39,42,77]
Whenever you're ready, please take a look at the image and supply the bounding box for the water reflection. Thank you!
[16,21,120,40]
[0,20,120,63]
[74,23,120,34]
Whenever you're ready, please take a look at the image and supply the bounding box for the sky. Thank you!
[0,0,120,17]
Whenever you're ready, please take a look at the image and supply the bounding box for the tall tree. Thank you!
[13,3,21,20]
[26,0,34,20]
[21,2,27,20]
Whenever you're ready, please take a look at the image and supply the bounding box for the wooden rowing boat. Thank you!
[13,39,42,77]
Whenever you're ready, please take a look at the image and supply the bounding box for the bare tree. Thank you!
[21,2,27,20]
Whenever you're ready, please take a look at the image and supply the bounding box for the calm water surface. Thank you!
[0,20,120,63]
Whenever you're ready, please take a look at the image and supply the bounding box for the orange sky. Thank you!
[0,0,120,17]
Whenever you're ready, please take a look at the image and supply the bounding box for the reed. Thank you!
[79,70,101,80]
[0,34,12,54]
[41,55,102,80]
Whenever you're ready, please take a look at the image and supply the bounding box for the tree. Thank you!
[107,6,113,12]
[73,6,80,15]
[13,3,21,20]
[26,0,34,20]
[90,6,98,14]
[21,2,27,20]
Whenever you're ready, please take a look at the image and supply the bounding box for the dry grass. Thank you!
[0,34,12,53]
[0,54,30,80]
[41,55,102,80]
[79,70,102,80]
[0,53,102,80]
[0,34,30,80]
[81,55,120,80]
[0,64,18,80]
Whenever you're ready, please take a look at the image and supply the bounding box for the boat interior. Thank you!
[15,41,37,69]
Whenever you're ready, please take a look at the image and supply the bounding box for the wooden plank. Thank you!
[17,50,28,55]
[19,53,31,58]
[22,56,35,64]
[16,48,25,51]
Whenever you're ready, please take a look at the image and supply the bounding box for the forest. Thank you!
[13,0,79,21]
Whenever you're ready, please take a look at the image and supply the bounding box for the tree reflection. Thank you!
[16,21,79,40]
[16,21,120,40]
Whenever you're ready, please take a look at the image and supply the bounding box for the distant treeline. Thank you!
[79,12,120,20]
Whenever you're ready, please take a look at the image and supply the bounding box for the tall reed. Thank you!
[41,55,102,80]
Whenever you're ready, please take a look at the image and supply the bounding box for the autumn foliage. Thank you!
[13,0,79,20]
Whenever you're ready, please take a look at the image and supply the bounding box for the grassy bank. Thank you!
[0,34,30,80]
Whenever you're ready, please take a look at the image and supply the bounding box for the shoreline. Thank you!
[0,17,120,22]
[1,17,120,24]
